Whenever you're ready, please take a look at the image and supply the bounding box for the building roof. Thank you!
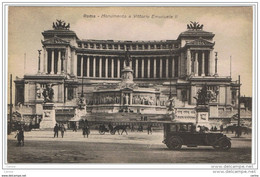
[42,29,79,39]
[178,29,215,39]
[79,39,179,44]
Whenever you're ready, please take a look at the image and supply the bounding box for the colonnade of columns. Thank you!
[186,49,213,76]
[43,48,67,74]
[77,55,180,79]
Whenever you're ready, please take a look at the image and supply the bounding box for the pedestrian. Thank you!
[73,122,77,132]
[82,125,89,138]
[15,127,24,146]
[220,125,224,132]
[147,124,152,135]
[235,126,242,137]
[138,125,143,132]
[60,124,66,138]
[54,123,59,138]
[131,124,135,132]
[108,122,113,133]
[121,125,128,135]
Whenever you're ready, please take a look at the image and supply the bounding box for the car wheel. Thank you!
[213,139,231,150]
[166,136,182,150]
[99,130,105,135]
[220,139,231,150]
[110,130,116,135]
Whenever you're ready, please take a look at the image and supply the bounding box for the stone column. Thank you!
[154,58,157,78]
[201,51,205,76]
[24,83,29,103]
[209,50,214,76]
[61,52,64,74]
[67,47,71,74]
[105,57,108,78]
[65,48,68,73]
[178,56,181,77]
[194,52,198,76]
[135,58,138,78]
[147,58,150,78]
[117,58,120,78]
[130,59,132,68]
[44,48,47,73]
[111,58,114,78]
[172,57,175,78]
[65,86,68,102]
[166,58,169,78]
[87,56,90,77]
[93,56,96,77]
[51,50,54,74]
[130,93,133,105]
[81,55,83,77]
[99,57,102,78]
[160,58,162,78]
[123,58,126,68]
[187,49,191,75]
[141,58,144,78]
[120,92,124,105]
[57,50,61,74]
[73,51,77,76]
[38,50,41,73]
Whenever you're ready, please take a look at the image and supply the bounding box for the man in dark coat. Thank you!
[54,123,59,138]
[15,127,24,146]
[147,124,152,135]
[60,124,66,138]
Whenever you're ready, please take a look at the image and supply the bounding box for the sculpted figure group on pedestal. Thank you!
[194,85,219,106]
[42,84,54,103]
[52,19,70,30]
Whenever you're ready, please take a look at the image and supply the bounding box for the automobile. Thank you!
[162,122,231,150]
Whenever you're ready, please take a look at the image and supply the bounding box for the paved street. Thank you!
[7,130,251,163]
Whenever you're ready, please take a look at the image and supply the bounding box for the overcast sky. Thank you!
[8,6,253,96]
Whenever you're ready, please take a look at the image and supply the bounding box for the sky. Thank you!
[8,6,253,97]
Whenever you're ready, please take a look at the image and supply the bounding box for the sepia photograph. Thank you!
[2,3,258,176]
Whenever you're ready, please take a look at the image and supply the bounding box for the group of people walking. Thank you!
[53,123,66,138]
[124,124,153,134]
[54,123,90,138]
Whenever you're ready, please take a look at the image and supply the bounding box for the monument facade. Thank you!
[14,20,248,127]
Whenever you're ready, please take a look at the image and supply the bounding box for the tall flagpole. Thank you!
[230,56,232,78]
[24,53,26,74]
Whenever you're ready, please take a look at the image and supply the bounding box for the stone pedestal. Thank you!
[209,103,218,118]
[74,107,86,121]
[195,105,210,128]
[121,66,134,84]
[40,103,56,129]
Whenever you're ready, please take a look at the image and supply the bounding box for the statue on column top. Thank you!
[124,48,132,67]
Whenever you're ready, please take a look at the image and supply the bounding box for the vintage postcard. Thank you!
[2,3,258,177]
